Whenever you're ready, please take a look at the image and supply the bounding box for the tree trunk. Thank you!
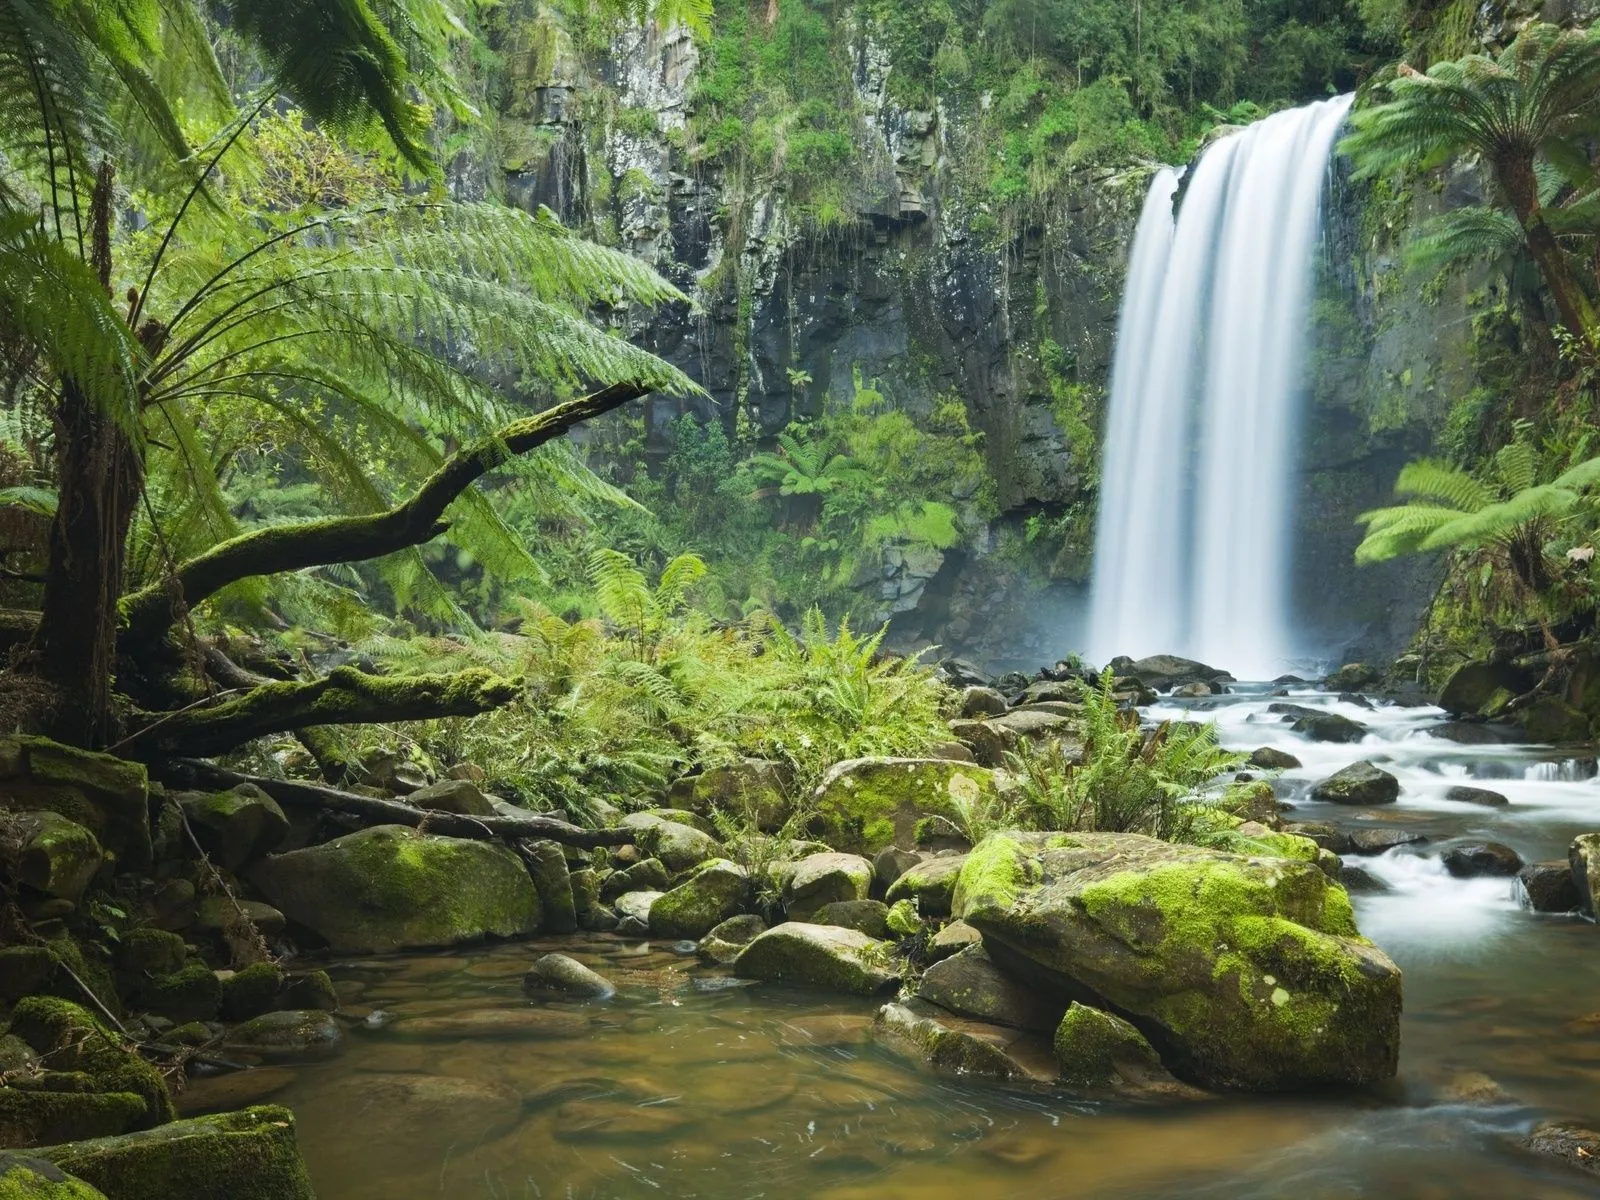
[1500,153,1600,350]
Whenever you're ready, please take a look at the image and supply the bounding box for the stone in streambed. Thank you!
[219,962,285,1021]
[600,857,670,900]
[9,812,102,903]
[915,945,1063,1033]
[1345,828,1426,854]
[697,914,766,964]
[733,923,900,996]
[1523,1120,1600,1179]
[619,813,720,873]
[391,1008,589,1040]
[522,954,615,1000]
[224,1010,344,1063]
[1248,746,1302,770]
[0,1088,148,1150]
[1517,861,1579,913]
[250,825,539,953]
[613,890,662,936]
[873,1001,1054,1083]
[779,852,872,920]
[1438,660,1535,717]
[1570,834,1600,918]
[1291,713,1369,744]
[1445,784,1510,808]
[810,899,891,938]
[884,854,967,917]
[952,831,1401,1091]
[7,999,172,1129]
[649,859,751,939]
[176,785,288,870]
[0,1153,106,1198]
[1053,1002,1204,1101]
[1309,761,1400,806]
[521,840,577,935]
[1442,841,1523,878]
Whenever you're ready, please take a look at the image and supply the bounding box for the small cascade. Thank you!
[1087,95,1353,678]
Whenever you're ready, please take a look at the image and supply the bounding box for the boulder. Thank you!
[10,812,102,903]
[649,859,751,939]
[697,914,766,965]
[958,687,1009,718]
[114,930,185,977]
[873,1001,1053,1083]
[1438,660,1534,717]
[885,898,923,937]
[1518,696,1591,744]
[1444,785,1510,808]
[951,831,1402,1091]
[136,962,220,1024]
[194,898,285,938]
[1324,663,1381,691]
[278,971,337,1013]
[989,709,1080,747]
[1517,861,1579,913]
[38,1105,315,1200]
[0,1154,106,1198]
[1345,828,1427,854]
[810,758,1006,854]
[872,845,922,891]
[1340,864,1389,894]
[219,963,285,1022]
[1018,680,1084,705]
[1119,656,1231,691]
[0,1089,147,1151]
[613,890,662,936]
[809,899,891,938]
[1442,841,1523,878]
[521,840,577,935]
[250,825,539,953]
[619,813,719,873]
[1248,747,1302,770]
[883,854,968,917]
[600,857,671,900]
[1291,713,1368,744]
[733,923,900,996]
[404,778,496,817]
[1524,1120,1600,1179]
[522,953,615,1000]
[672,759,790,831]
[7,999,172,1129]
[928,919,982,961]
[916,945,1063,1032]
[1053,1001,1199,1100]
[176,785,290,871]
[1309,761,1400,806]
[223,1010,345,1063]
[946,719,1007,767]
[780,852,872,921]
[0,738,151,871]
[1569,834,1600,918]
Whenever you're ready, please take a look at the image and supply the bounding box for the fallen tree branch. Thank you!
[161,760,635,848]
[202,646,357,783]
[120,382,649,647]
[124,665,522,759]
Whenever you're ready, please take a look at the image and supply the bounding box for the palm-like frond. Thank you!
[1418,483,1579,550]
[1392,458,1495,510]
[1405,205,1523,272]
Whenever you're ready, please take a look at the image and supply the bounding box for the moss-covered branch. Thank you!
[162,761,635,848]
[120,382,649,647]
[126,665,522,759]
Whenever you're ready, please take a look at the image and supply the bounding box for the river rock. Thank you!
[224,1010,345,1063]
[672,759,790,831]
[1339,864,1389,893]
[1442,841,1523,877]
[1445,784,1510,807]
[1309,761,1400,806]
[521,839,577,935]
[0,1153,106,1198]
[176,784,288,871]
[392,1008,589,1040]
[194,897,286,938]
[810,899,891,937]
[649,859,751,938]
[522,953,615,1000]
[1345,828,1427,854]
[7,999,172,1130]
[1248,747,1302,770]
[600,857,671,900]
[916,945,1063,1032]
[989,708,1080,747]
[1518,696,1592,744]
[0,1088,147,1150]
[929,919,983,961]
[1524,1120,1600,1178]
[873,1001,1053,1082]
[404,778,496,817]
[810,758,1006,854]
[780,852,872,920]
[872,845,922,891]
[1571,834,1600,918]
[1053,1001,1200,1100]
[946,719,1008,767]
[613,890,662,936]
[1118,655,1231,691]
[10,812,103,903]
[1438,660,1534,717]
[1325,663,1382,691]
[1291,713,1369,743]
[733,923,900,995]
[620,813,720,873]
[952,830,1402,1090]
[218,963,284,1022]
[959,686,1009,718]
[292,1074,522,1173]
[698,914,766,964]
[38,1106,315,1200]
[250,825,539,953]
[1517,861,1579,912]
[883,853,968,916]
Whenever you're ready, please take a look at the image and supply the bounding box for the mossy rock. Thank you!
[599,857,670,901]
[1051,1001,1205,1100]
[733,923,900,996]
[778,852,872,921]
[0,739,150,872]
[809,758,1006,855]
[0,949,62,1004]
[521,840,577,935]
[223,1010,344,1064]
[37,1105,315,1200]
[1308,761,1400,806]
[175,786,288,871]
[250,824,540,953]
[1,940,120,1019]
[0,1090,146,1151]
[618,814,719,874]
[915,945,1063,1033]
[278,971,337,1013]
[0,1154,106,1198]
[884,854,967,917]
[1437,660,1535,717]
[697,914,766,965]
[10,813,103,903]
[884,899,924,937]
[677,759,791,831]
[220,964,285,1022]
[952,831,1401,1091]
[135,963,220,1024]
[6,999,172,1129]
[810,899,891,938]
[648,859,751,939]
[1518,696,1592,744]
[872,1001,1052,1082]
[113,931,185,978]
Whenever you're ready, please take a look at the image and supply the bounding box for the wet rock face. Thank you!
[1309,761,1401,806]
[952,830,1403,1091]
[1517,861,1579,913]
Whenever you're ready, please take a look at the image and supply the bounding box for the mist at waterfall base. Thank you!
[1086,96,1354,681]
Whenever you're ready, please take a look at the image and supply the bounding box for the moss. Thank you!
[733,924,900,996]
[277,971,337,1013]
[648,859,751,939]
[38,1105,315,1200]
[6,999,173,1129]
[136,963,220,1024]
[0,1154,107,1199]
[1053,1002,1161,1088]
[11,740,149,872]
[114,931,185,978]
[0,1089,146,1148]
[219,963,284,1022]
[885,899,923,937]
[2,939,121,1019]
[812,760,998,855]
[950,833,1035,917]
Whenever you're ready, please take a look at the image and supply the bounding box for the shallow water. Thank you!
[206,687,1600,1198]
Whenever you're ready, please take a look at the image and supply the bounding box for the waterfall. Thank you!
[1085,95,1353,679]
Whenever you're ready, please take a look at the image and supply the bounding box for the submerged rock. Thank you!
[733,923,900,995]
[873,1001,1054,1082]
[1524,1120,1600,1179]
[224,1010,345,1063]
[250,825,539,953]
[952,831,1402,1091]
[523,953,615,1000]
[1517,861,1579,913]
[1309,761,1400,806]
[1291,713,1368,744]
[916,945,1063,1032]
[38,1105,315,1200]
[649,859,751,939]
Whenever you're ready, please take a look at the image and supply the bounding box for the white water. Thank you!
[1087,96,1354,678]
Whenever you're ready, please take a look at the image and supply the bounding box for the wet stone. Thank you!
[1346,828,1428,854]
[1445,784,1511,807]
[523,953,615,1000]
[1442,841,1524,878]
[1517,861,1580,913]
[391,1008,590,1040]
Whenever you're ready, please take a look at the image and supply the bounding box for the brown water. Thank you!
[186,689,1600,1198]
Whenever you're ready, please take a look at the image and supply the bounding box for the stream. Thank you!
[186,685,1600,1198]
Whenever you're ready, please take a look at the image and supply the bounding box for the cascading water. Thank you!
[1086,95,1353,679]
